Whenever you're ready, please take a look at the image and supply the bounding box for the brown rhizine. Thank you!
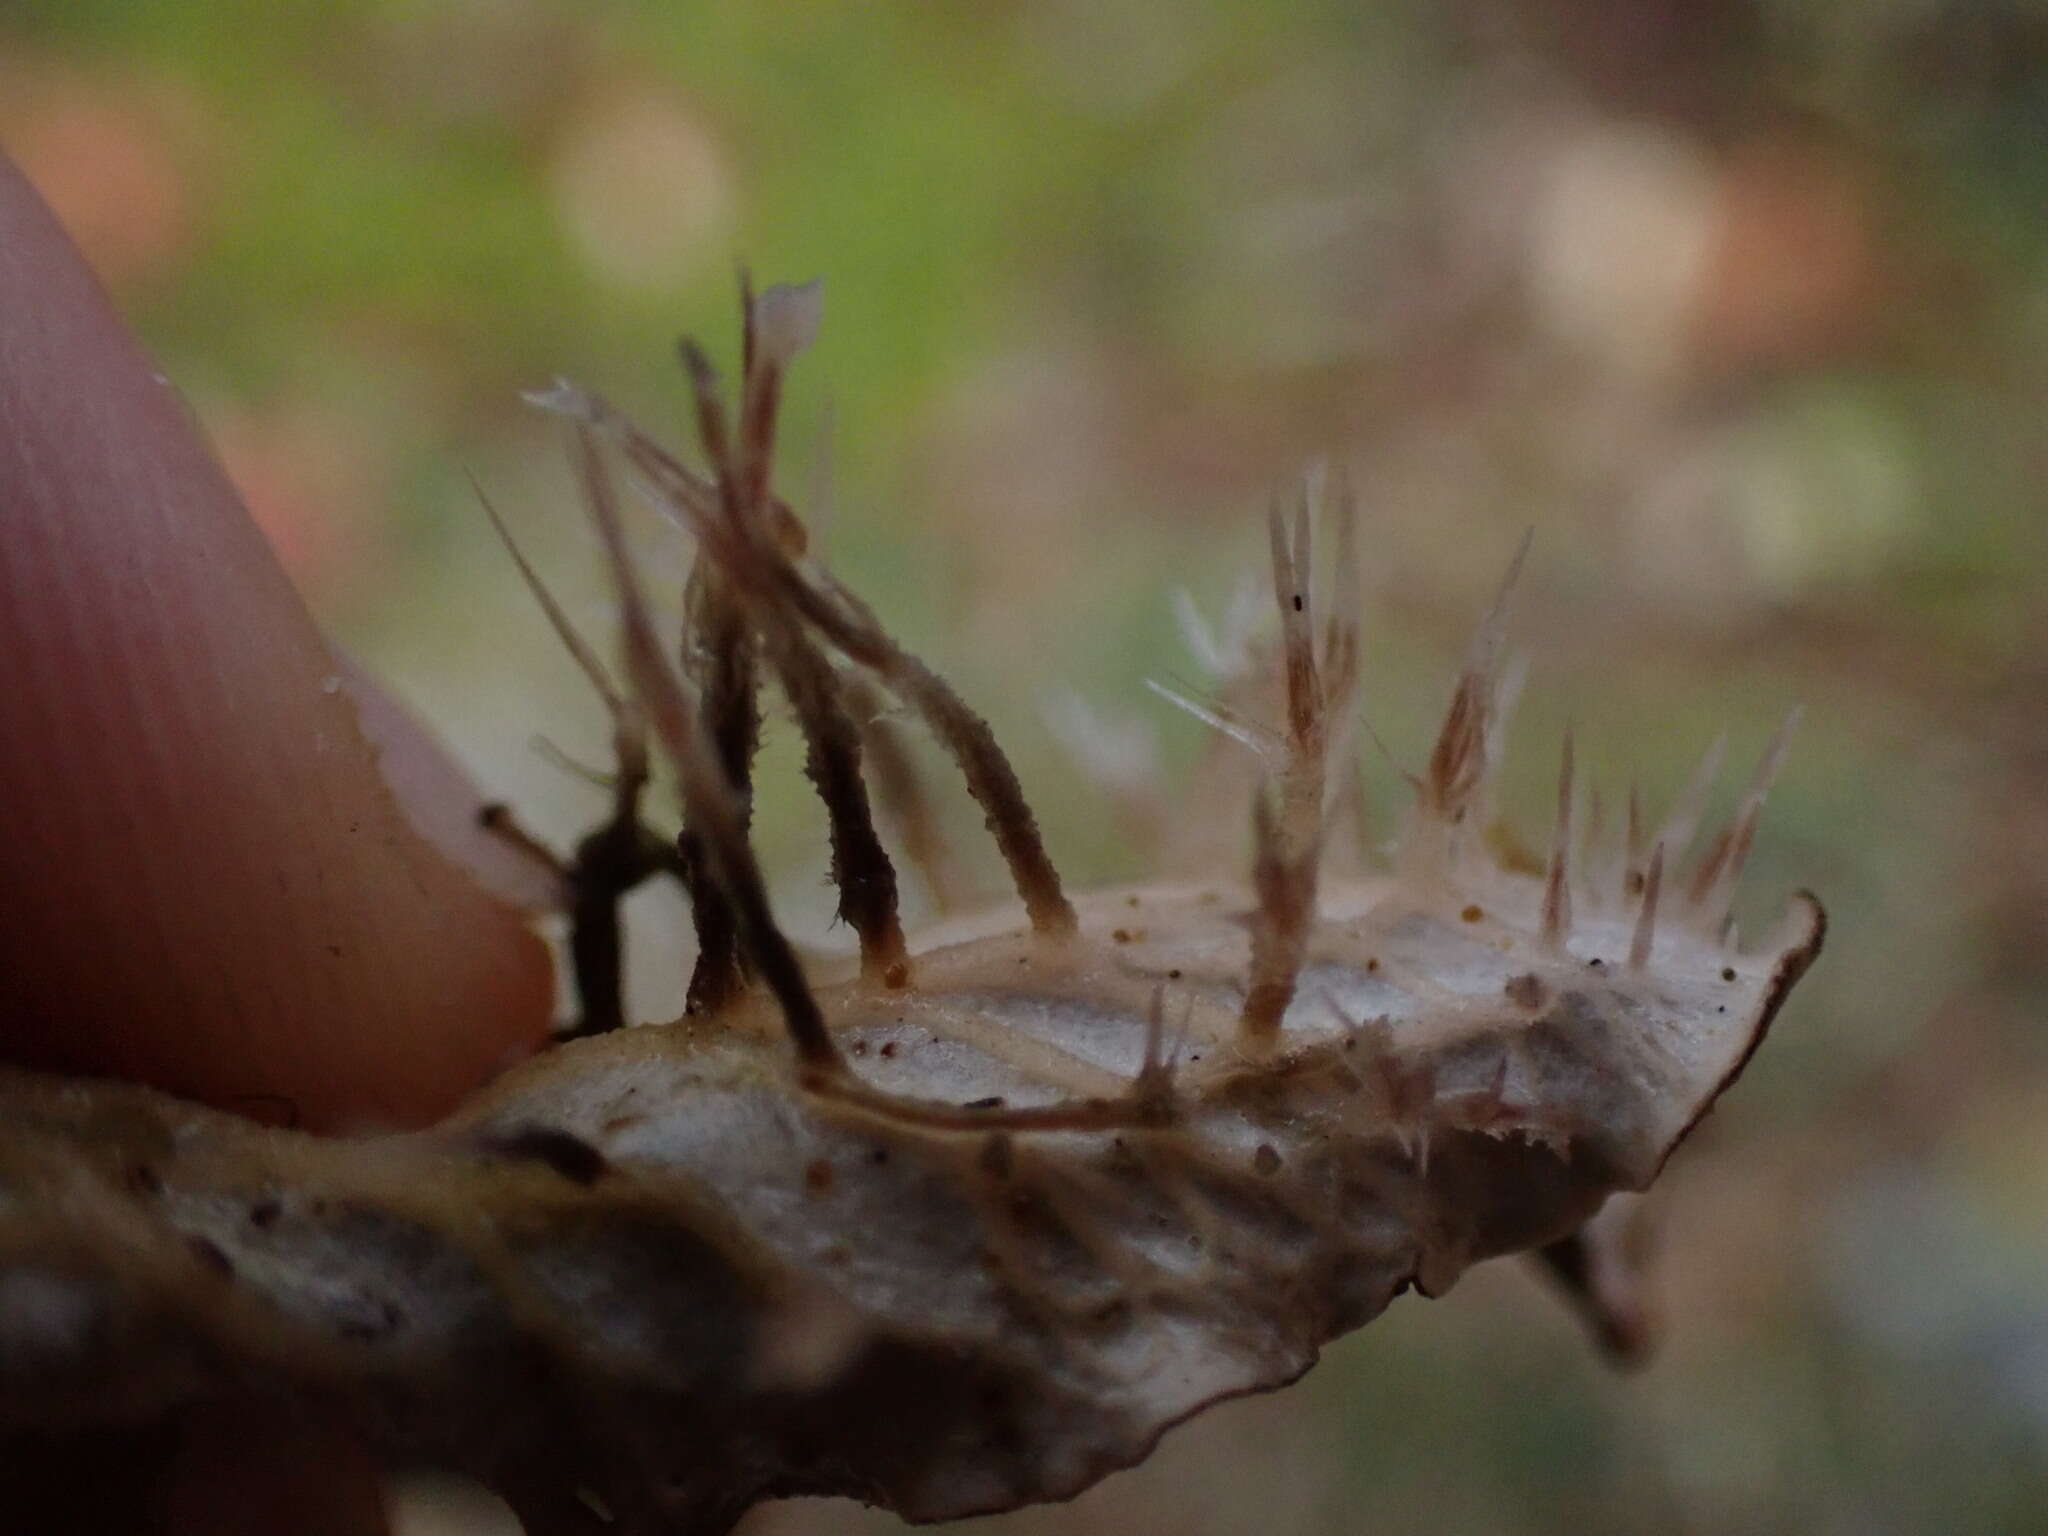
[477,486,682,1037]
[576,421,841,1074]
[1242,477,1361,1039]
[678,332,908,986]
[845,672,973,915]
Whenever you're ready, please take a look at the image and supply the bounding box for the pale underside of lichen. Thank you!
[0,285,1822,1535]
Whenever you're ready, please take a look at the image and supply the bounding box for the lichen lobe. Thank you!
[0,285,1826,1535]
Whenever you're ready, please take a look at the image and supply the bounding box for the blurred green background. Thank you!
[7,1,2047,1532]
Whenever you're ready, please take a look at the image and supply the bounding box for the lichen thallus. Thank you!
[486,279,1282,1131]
[0,277,1824,1536]
[482,274,1809,1149]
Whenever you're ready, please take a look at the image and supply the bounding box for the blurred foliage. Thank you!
[6,2,2048,1533]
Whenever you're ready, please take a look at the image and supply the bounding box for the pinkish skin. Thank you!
[0,152,553,1134]
[0,152,552,1534]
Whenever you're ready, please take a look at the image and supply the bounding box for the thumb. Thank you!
[0,149,552,1133]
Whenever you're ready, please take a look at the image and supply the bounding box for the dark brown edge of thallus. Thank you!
[1648,888,1827,1184]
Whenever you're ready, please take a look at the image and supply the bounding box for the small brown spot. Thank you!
[804,1159,835,1195]
[1253,1144,1282,1176]
[1721,966,1737,982]
[1366,956,1380,973]
[879,1040,898,1059]
[1167,968,1182,980]
[979,1133,1014,1179]
[882,961,910,989]
[964,1096,1006,1111]
[1504,973,1547,1010]
[1461,904,1484,923]
[1126,893,1141,908]
[1112,928,1132,943]
[867,1145,890,1166]
[1626,870,1645,896]
[851,1038,868,1056]
[248,1200,281,1230]
[126,1164,162,1198]
[1587,957,1606,970]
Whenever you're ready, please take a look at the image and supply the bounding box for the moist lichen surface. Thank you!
[0,286,1823,1535]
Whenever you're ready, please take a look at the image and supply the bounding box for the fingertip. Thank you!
[0,151,552,1131]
